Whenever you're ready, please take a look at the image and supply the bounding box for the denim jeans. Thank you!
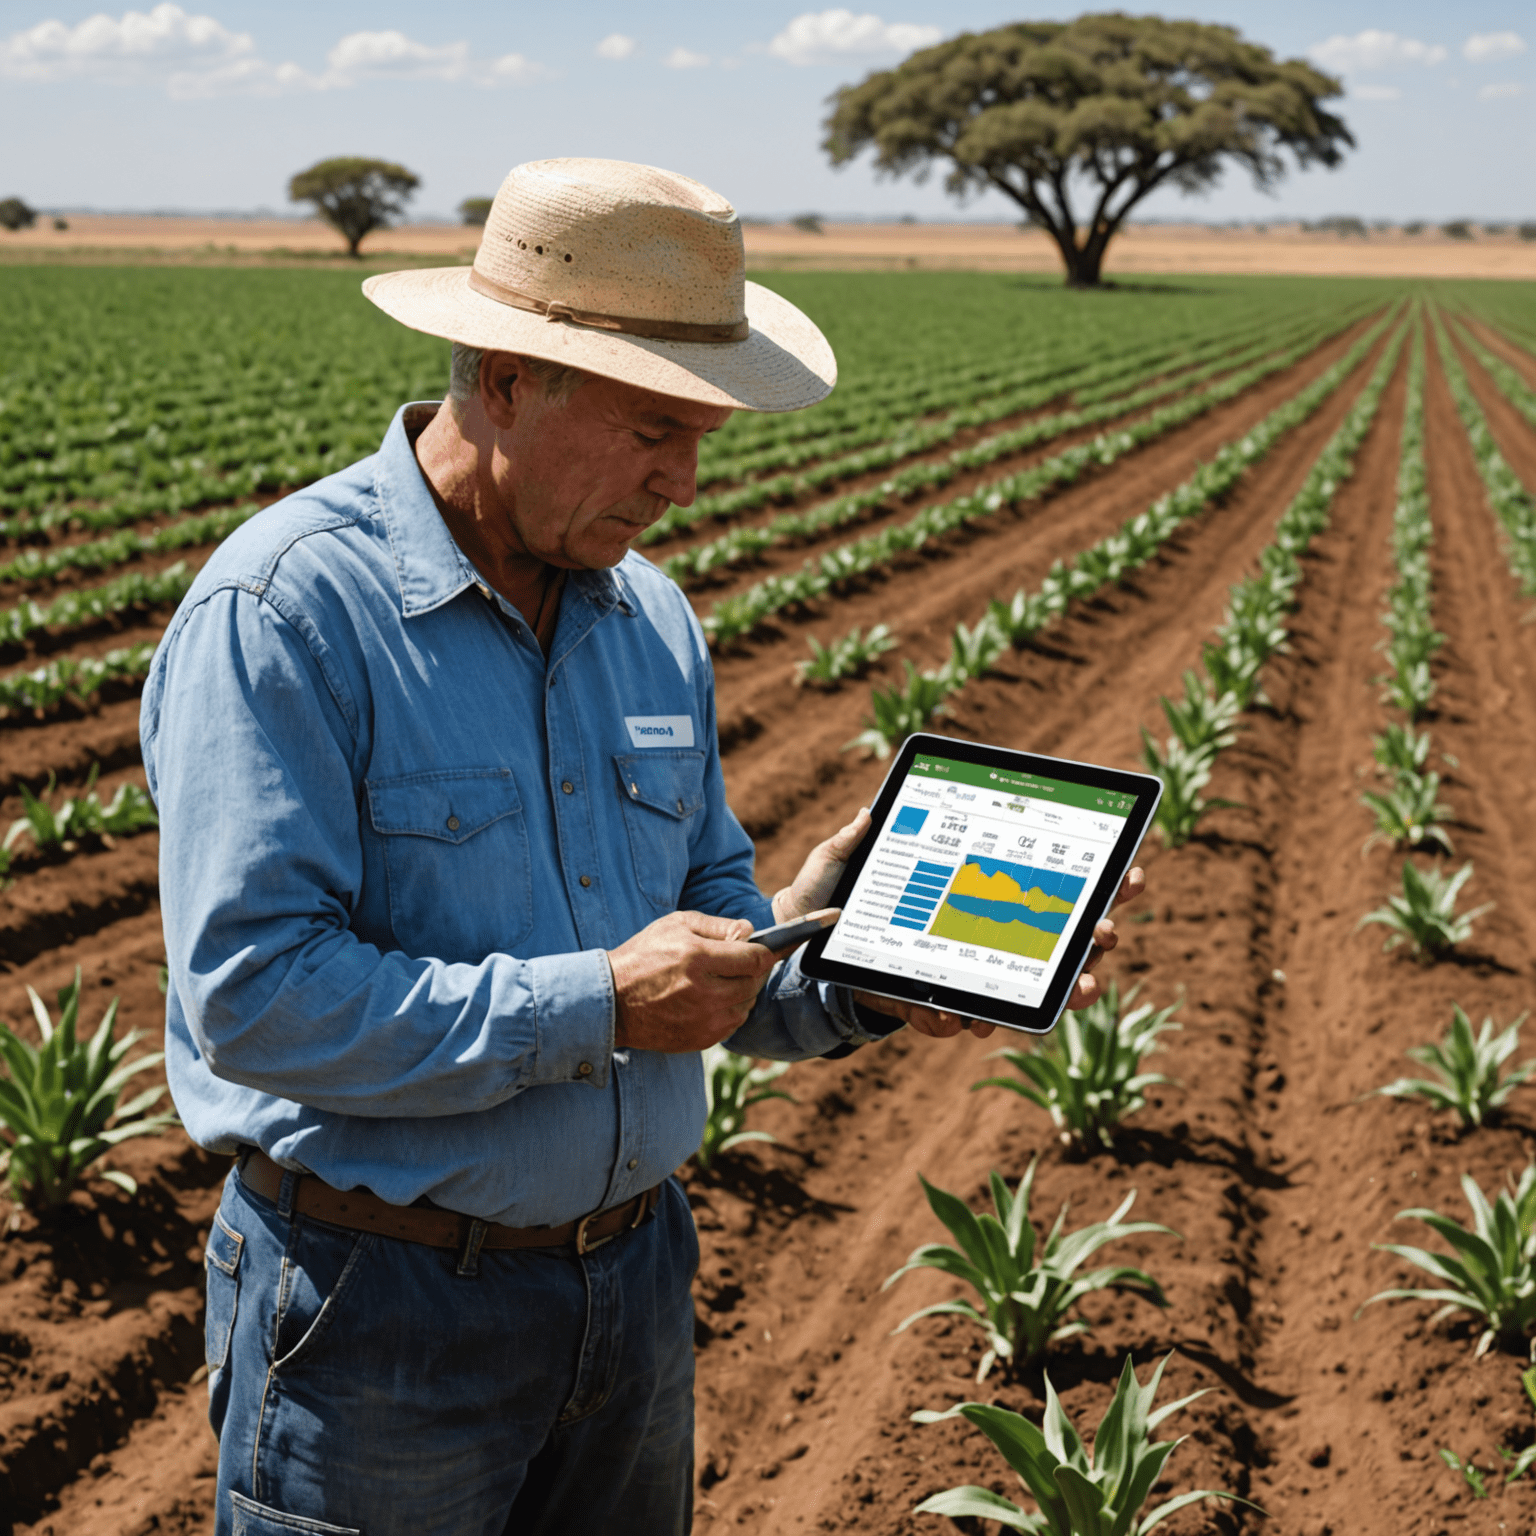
[205,1163,698,1535]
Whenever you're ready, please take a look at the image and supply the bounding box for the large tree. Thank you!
[288,157,420,257]
[824,14,1353,287]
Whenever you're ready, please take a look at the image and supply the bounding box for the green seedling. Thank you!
[939,616,1008,687]
[3,766,158,857]
[1369,1005,1534,1130]
[974,981,1180,1152]
[1360,770,1455,854]
[0,968,178,1210]
[844,661,954,759]
[1156,672,1241,763]
[1373,722,1431,775]
[1381,658,1436,719]
[694,1045,794,1173]
[1361,1163,1536,1356]
[794,623,897,687]
[1438,1448,1489,1498]
[884,1159,1176,1380]
[912,1352,1262,1534]
[1199,638,1267,710]
[1358,860,1491,960]
[1139,732,1240,847]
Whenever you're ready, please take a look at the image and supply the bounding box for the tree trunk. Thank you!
[1060,243,1106,287]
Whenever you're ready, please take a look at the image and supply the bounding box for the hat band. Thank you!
[468,269,749,344]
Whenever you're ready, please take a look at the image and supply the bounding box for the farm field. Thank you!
[1,266,1536,1535]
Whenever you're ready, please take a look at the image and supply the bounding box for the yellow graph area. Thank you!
[929,904,1062,960]
[949,861,1074,915]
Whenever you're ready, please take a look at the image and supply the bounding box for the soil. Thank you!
[4,313,1536,1535]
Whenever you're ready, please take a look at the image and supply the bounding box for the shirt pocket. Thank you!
[613,751,707,913]
[366,767,532,960]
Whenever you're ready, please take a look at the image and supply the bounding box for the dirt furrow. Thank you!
[1449,323,1536,497]
[1465,316,1536,394]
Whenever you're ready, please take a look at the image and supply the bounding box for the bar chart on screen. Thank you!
[927,856,1086,961]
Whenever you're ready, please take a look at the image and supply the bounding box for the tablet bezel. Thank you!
[798,732,1163,1035]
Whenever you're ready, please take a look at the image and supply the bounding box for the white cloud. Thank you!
[596,33,637,61]
[1,3,252,81]
[1479,80,1524,99]
[767,10,942,67]
[1351,84,1401,100]
[325,29,471,81]
[1464,31,1526,63]
[1307,30,1447,74]
[663,46,709,69]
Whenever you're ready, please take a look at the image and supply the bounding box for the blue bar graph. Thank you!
[890,860,954,933]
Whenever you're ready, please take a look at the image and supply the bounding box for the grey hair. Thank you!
[447,342,588,407]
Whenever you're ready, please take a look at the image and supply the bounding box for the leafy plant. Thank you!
[0,969,177,1209]
[794,623,897,687]
[1138,732,1239,847]
[1373,722,1431,775]
[3,766,158,856]
[974,981,1180,1151]
[1360,770,1454,854]
[1381,658,1436,718]
[912,1353,1261,1533]
[1437,1448,1488,1498]
[1504,1367,1536,1482]
[694,1045,794,1172]
[1370,1006,1535,1130]
[1358,859,1492,960]
[1154,672,1241,761]
[845,661,954,758]
[1362,1163,1536,1356]
[884,1159,1176,1380]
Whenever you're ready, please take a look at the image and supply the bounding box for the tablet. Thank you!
[799,733,1162,1034]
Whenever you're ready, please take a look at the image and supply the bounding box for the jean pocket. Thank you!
[204,1209,244,1372]
[230,1490,360,1535]
[367,766,532,959]
[271,1224,372,1374]
[614,751,706,912]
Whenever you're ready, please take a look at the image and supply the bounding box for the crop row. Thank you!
[0,641,157,719]
[1431,308,1536,594]
[0,561,193,649]
[702,308,1396,649]
[1452,319,1536,431]
[659,302,1366,552]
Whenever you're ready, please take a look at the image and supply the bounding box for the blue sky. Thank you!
[1,1,1531,222]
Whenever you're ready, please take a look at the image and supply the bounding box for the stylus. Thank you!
[748,908,841,954]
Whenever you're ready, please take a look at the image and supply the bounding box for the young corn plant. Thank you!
[973,981,1181,1152]
[912,1353,1261,1534]
[1381,658,1437,719]
[1502,1367,1536,1483]
[3,766,158,857]
[845,661,954,759]
[1138,733,1240,848]
[1360,769,1455,854]
[694,1045,794,1173]
[1361,1163,1536,1356]
[1437,1449,1489,1499]
[794,623,897,687]
[1155,672,1242,761]
[0,969,177,1210]
[1358,860,1492,961]
[1373,722,1432,776]
[1369,1005,1535,1130]
[884,1159,1176,1381]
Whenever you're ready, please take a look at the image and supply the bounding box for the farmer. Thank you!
[141,158,1136,1536]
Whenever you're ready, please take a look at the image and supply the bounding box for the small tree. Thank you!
[288,157,420,257]
[0,198,37,232]
[823,14,1353,287]
[458,196,493,227]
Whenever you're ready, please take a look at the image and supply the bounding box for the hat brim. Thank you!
[361,268,835,414]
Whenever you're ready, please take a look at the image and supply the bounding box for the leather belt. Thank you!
[239,1149,662,1258]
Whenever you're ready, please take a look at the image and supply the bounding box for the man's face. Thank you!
[489,359,733,570]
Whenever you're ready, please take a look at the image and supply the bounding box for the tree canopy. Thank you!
[0,198,37,232]
[288,157,420,257]
[458,196,494,227]
[824,13,1353,286]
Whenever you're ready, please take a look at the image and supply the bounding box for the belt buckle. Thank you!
[574,1210,617,1256]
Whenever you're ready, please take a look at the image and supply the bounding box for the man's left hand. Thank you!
[770,807,872,925]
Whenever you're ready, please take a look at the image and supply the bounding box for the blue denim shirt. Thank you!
[140,403,881,1227]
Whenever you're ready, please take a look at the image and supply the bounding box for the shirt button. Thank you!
[577,1062,593,1077]
[579,875,592,888]
[676,798,685,813]
[562,781,574,795]
[627,1158,638,1170]
[446,816,460,831]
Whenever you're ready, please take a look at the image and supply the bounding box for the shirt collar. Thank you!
[374,402,637,622]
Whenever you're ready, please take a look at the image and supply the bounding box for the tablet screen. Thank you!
[817,749,1141,1012]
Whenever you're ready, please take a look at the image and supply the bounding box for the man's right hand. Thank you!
[608,911,776,1054]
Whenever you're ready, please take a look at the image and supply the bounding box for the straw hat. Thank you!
[362,158,836,413]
